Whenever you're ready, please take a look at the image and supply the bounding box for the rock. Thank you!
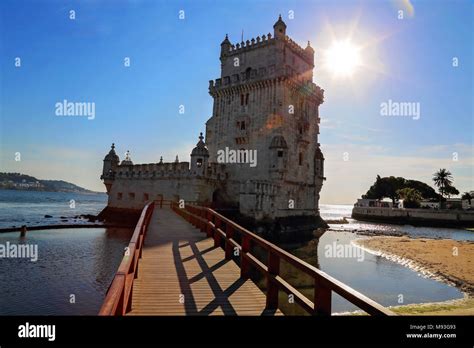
[44,215,53,218]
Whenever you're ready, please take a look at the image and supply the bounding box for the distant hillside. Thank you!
[0,172,97,193]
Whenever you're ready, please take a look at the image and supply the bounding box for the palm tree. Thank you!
[432,169,453,208]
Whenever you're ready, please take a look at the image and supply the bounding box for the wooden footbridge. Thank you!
[99,201,394,316]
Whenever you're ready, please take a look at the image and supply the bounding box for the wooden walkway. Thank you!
[127,207,280,316]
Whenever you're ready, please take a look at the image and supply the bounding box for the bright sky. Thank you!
[0,0,472,204]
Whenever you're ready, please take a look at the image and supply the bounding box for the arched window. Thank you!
[245,67,252,79]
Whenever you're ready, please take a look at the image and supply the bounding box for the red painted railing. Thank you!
[99,201,155,315]
[172,202,395,316]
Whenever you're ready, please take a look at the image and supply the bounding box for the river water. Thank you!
[312,204,470,313]
[0,192,469,315]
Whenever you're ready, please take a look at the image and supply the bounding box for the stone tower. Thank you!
[206,15,325,220]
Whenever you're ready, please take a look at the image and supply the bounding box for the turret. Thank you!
[120,150,133,166]
[273,15,287,39]
[190,132,209,176]
[101,143,120,193]
[220,34,232,62]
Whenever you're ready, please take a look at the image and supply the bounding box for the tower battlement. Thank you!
[209,74,324,105]
[223,34,313,66]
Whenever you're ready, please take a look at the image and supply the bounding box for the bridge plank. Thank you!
[127,207,281,316]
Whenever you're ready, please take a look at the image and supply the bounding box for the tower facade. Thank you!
[206,16,325,219]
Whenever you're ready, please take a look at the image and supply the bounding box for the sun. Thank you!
[324,40,362,78]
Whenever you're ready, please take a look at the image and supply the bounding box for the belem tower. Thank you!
[100,16,326,239]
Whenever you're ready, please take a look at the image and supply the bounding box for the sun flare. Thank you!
[324,40,361,78]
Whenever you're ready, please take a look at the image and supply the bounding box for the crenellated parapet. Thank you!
[209,74,324,104]
[115,161,191,179]
[221,32,314,65]
[223,33,275,57]
[106,160,228,182]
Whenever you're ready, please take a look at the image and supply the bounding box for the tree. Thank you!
[443,185,459,198]
[462,192,472,205]
[363,175,405,204]
[432,169,455,208]
[404,179,440,200]
[397,188,422,208]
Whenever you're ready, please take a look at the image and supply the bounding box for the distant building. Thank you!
[420,200,440,209]
[354,198,396,208]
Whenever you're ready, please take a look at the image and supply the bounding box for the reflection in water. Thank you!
[0,227,132,315]
[289,230,463,314]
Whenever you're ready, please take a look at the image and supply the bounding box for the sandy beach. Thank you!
[356,236,474,293]
[355,236,474,315]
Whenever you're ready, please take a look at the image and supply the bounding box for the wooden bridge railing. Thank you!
[172,202,395,316]
[99,201,155,315]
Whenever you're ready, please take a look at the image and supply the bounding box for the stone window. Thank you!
[245,67,252,80]
[129,192,135,200]
[144,193,149,201]
[197,158,203,167]
[299,152,303,166]
[117,192,123,200]
[278,150,284,158]
[240,93,250,106]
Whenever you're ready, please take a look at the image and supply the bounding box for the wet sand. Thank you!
[355,236,474,315]
[355,236,474,294]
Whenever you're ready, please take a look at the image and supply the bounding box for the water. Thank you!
[0,190,129,315]
[0,193,468,315]
[0,227,132,315]
[311,204,469,313]
[316,231,463,313]
[0,189,108,228]
[320,204,474,241]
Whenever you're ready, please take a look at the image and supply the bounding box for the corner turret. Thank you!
[101,143,120,192]
[273,15,287,39]
[220,34,232,62]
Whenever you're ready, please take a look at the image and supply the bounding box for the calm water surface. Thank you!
[0,227,132,315]
[314,204,470,313]
[0,189,107,228]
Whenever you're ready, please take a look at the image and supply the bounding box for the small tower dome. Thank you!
[101,143,120,184]
[273,15,287,39]
[191,132,209,157]
[120,150,133,166]
[104,143,120,162]
[220,34,232,60]
[190,132,209,176]
[305,41,315,54]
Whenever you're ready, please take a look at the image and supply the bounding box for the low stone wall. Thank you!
[352,207,474,227]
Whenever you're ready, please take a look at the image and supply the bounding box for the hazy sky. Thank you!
[1,0,472,204]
